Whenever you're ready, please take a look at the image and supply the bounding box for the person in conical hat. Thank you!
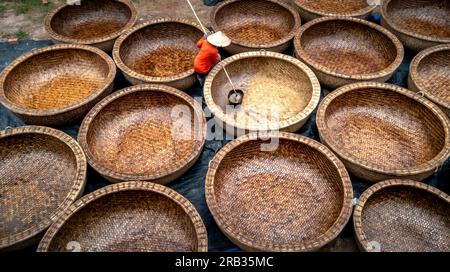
[194,31,231,86]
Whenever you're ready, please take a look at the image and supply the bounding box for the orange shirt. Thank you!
[194,38,220,74]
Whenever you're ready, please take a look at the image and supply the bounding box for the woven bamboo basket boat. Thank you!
[292,0,377,22]
[113,18,203,90]
[78,84,206,184]
[381,0,450,52]
[210,0,301,55]
[294,17,404,89]
[37,181,208,252]
[0,126,86,251]
[206,132,354,252]
[354,180,450,252]
[45,0,137,52]
[316,82,450,182]
[0,44,116,126]
[204,51,321,135]
[409,44,450,118]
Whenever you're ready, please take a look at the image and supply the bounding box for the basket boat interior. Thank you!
[118,22,203,78]
[49,0,133,40]
[3,48,110,110]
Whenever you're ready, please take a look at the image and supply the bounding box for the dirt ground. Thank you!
[0,0,214,40]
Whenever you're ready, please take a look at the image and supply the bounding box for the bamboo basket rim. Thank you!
[44,0,138,45]
[381,0,450,44]
[37,181,208,252]
[294,16,404,80]
[0,125,87,250]
[0,44,116,117]
[205,132,354,252]
[203,51,321,132]
[353,179,450,252]
[77,84,206,182]
[113,17,204,83]
[316,82,450,176]
[293,0,377,18]
[210,0,301,49]
[409,44,450,110]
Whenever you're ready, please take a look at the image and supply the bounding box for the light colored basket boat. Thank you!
[292,0,377,22]
[294,17,404,89]
[316,82,450,182]
[78,84,206,184]
[0,44,116,126]
[204,51,321,136]
[206,132,354,252]
[381,0,450,52]
[408,44,450,118]
[44,0,138,52]
[37,181,208,252]
[354,179,450,252]
[113,18,204,90]
[0,126,86,251]
[210,0,301,55]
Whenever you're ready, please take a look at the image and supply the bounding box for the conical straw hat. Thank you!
[207,31,231,47]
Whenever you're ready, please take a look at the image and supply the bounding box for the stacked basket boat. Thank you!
[0,0,449,252]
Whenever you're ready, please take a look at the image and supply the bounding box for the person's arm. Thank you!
[196,38,205,48]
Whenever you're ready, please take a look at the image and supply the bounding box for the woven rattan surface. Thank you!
[45,0,137,51]
[381,0,450,51]
[211,0,300,53]
[37,181,208,252]
[294,17,404,88]
[113,18,203,89]
[0,44,116,125]
[204,51,320,133]
[206,132,353,251]
[293,0,376,21]
[354,180,450,252]
[317,82,450,182]
[409,44,450,117]
[78,84,206,184]
[0,126,86,251]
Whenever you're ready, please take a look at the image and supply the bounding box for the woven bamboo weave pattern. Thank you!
[211,0,300,54]
[384,0,449,40]
[293,0,376,21]
[0,45,116,125]
[354,180,450,252]
[3,49,108,110]
[38,182,208,252]
[206,133,353,251]
[45,0,137,51]
[113,18,203,89]
[409,44,450,117]
[204,51,320,133]
[0,126,86,251]
[78,85,206,184]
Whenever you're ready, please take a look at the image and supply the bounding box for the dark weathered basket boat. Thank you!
[409,44,450,118]
[381,0,450,52]
[294,17,404,89]
[78,84,206,184]
[113,18,204,90]
[206,132,354,252]
[37,181,208,252]
[204,51,321,135]
[0,126,86,251]
[316,82,450,182]
[210,0,301,55]
[45,0,137,52]
[292,0,377,22]
[0,44,116,126]
[354,179,450,252]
